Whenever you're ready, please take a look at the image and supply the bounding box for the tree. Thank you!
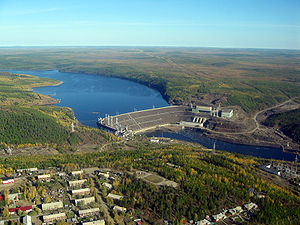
[4,189,10,205]
[2,205,9,217]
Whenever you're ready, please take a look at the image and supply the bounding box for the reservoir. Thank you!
[3,70,297,161]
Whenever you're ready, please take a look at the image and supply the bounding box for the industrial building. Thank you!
[221,109,233,119]
[42,201,64,211]
[78,208,100,217]
[71,188,90,196]
[74,197,95,206]
[43,213,66,223]
[68,179,87,187]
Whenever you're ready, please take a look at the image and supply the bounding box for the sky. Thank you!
[0,0,299,49]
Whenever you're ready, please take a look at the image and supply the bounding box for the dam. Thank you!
[97,105,196,136]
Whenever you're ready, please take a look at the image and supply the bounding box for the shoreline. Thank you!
[143,125,300,156]
[7,69,300,156]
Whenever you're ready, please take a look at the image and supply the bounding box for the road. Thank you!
[202,98,299,135]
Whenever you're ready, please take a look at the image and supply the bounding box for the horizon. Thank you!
[0,45,300,51]
[0,0,299,49]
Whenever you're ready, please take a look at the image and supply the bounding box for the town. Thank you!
[0,166,260,225]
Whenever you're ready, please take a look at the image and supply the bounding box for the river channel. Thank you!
[4,70,297,161]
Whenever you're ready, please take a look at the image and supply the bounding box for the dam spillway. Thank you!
[97,105,193,135]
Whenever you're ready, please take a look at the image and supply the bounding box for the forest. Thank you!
[0,143,299,224]
[0,47,299,113]
[263,108,300,143]
[0,71,108,149]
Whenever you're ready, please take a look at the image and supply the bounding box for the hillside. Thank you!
[0,142,299,224]
[0,47,299,113]
[0,71,108,150]
[263,108,300,143]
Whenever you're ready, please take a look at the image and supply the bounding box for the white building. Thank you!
[244,202,258,211]
[71,170,84,176]
[212,213,227,222]
[71,188,90,196]
[107,193,123,200]
[78,208,100,217]
[228,206,243,215]
[23,215,32,225]
[68,179,87,187]
[98,172,109,178]
[75,197,95,206]
[196,219,210,225]
[103,182,112,190]
[113,206,127,213]
[43,213,66,223]
[42,201,64,211]
[221,109,233,119]
[82,219,105,225]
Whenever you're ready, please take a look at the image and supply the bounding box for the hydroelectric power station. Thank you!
[97,104,233,136]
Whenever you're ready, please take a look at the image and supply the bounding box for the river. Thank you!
[3,70,297,161]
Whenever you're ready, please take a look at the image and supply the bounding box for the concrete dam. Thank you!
[97,105,196,136]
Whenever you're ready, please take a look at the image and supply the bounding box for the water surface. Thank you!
[3,69,297,161]
[5,70,168,127]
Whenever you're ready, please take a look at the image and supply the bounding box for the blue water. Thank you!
[2,69,297,161]
[4,70,168,127]
[147,129,296,161]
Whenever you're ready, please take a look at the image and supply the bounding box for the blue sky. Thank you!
[0,0,299,49]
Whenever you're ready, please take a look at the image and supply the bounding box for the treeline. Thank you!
[0,144,299,224]
[0,106,78,145]
[263,108,300,143]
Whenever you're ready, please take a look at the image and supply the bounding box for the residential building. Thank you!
[43,213,66,223]
[71,188,90,196]
[71,170,83,176]
[8,193,21,201]
[75,197,95,206]
[113,206,127,212]
[37,174,51,181]
[42,201,64,211]
[23,215,32,225]
[82,220,105,225]
[107,193,123,200]
[68,179,87,187]
[103,182,112,190]
[78,208,99,217]
[98,172,109,178]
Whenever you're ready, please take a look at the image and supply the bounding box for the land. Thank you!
[0,47,299,148]
[0,69,299,224]
[0,142,299,225]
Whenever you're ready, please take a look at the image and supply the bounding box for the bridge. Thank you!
[97,105,195,135]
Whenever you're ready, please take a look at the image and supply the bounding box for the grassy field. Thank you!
[0,47,299,113]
